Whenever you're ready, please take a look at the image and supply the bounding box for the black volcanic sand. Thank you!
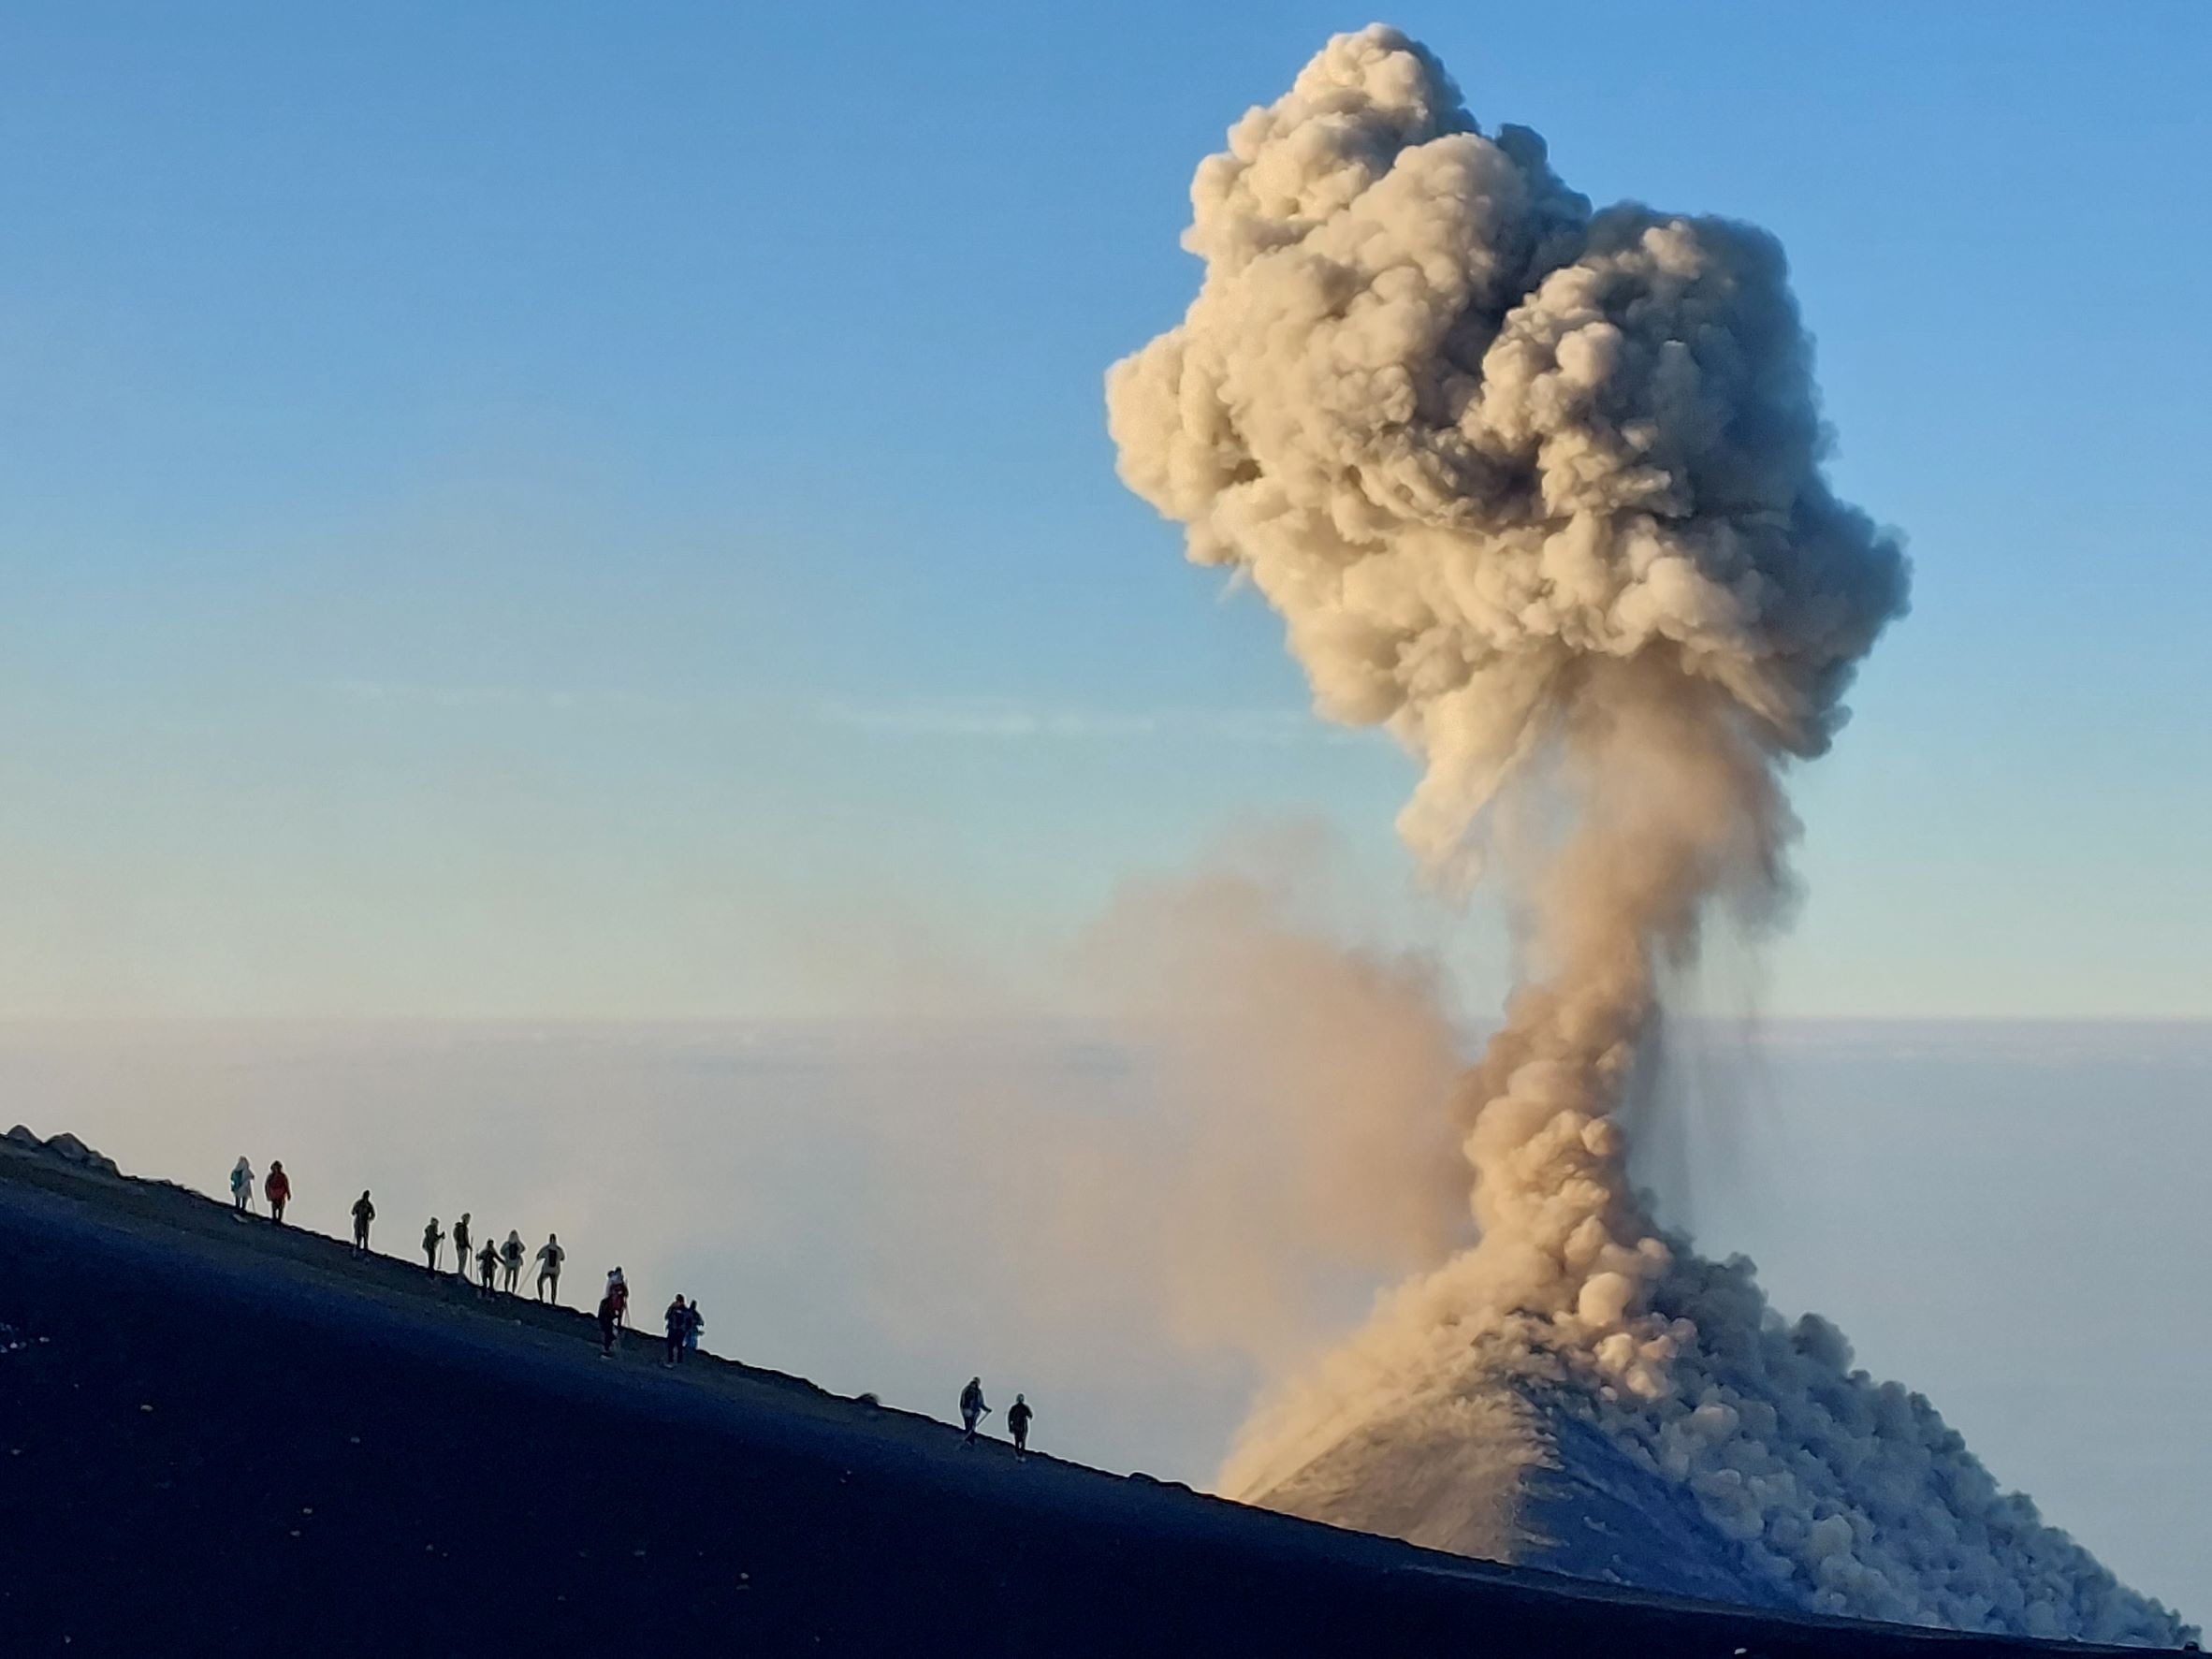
[0,1144,2181,1657]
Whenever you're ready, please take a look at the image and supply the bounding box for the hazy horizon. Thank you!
[8,1014,2206,1617]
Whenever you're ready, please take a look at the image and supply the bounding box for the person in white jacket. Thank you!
[228,1157,255,1215]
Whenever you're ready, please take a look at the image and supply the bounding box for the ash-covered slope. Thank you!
[1249,1375,1793,1614]
[0,1136,2188,1659]
[1232,1269,2193,1646]
[1521,1396,1799,1610]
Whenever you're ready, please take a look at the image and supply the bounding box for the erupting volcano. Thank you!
[1107,25,2187,1644]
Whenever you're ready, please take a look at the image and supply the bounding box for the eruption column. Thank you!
[1107,29,2190,1643]
[1107,22,1906,1346]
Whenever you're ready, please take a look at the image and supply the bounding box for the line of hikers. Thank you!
[226,1156,1037,1456]
[228,1157,567,1302]
[422,1212,566,1302]
[961,1376,1036,1459]
[590,1273,706,1367]
[231,1156,291,1224]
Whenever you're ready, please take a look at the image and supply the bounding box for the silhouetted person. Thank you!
[663,1296,689,1366]
[1008,1394,1033,1459]
[422,1217,444,1273]
[229,1157,255,1215]
[265,1161,291,1226]
[500,1230,525,1294]
[684,1300,704,1359]
[596,1293,618,1358]
[960,1377,987,1445]
[351,1191,375,1255]
[476,1240,498,1296]
[452,1213,472,1279]
[535,1234,564,1303]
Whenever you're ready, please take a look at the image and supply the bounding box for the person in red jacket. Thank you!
[264,1161,291,1226]
[605,1267,630,1330]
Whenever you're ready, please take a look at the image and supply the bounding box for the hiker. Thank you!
[1008,1393,1034,1460]
[422,1217,444,1273]
[500,1230,525,1294]
[595,1291,618,1358]
[663,1296,690,1366]
[476,1239,499,1296]
[960,1377,988,1445]
[351,1190,375,1255]
[605,1267,629,1330]
[265,1161,291,1226]
[452,1213,472,1279]
[229,1157,255,1215]
[535,1233,564,1303]
[684,1300,704,1359]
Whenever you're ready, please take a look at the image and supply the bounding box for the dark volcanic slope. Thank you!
[0,1143,2182,1658]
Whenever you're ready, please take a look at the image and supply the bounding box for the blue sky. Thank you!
[3,1,2209,1018]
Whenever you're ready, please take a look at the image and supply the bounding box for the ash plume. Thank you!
[1108,25,2187,1643]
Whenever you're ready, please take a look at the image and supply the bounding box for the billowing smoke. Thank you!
[1108,25,2189,1644]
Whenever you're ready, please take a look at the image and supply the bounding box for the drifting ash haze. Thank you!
[1109,25,2189,1645]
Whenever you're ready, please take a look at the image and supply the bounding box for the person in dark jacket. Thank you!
[264,1161,291,1226]
[534,1234,564,1304]
[476,1240,499,1296]
[663,1296,690,1366]
[596,1292,619,1358]
[351,1191,375,1255]
[451,1213,472,1279]
[1007,1393,1034,1459]
[683,1300,704,1358]
[422,1217,444,1273]
[960,1377,987,1445]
